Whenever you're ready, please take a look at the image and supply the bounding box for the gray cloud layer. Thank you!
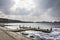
[0,0,60,21]
[0,0,14,15]
[0,0,14,9]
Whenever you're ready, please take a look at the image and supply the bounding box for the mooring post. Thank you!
[38,26,40,30]
[29,26,31,28]
[19,25,21,28]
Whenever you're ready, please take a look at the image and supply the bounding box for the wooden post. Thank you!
[29,26,31,28]
[23,25,24,28]
[38,26,40,30]
[19,25,21,28]
[50,27,52,32]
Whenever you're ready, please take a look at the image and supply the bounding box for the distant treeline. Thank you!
[0,18,60,23]
[0,18,34,23]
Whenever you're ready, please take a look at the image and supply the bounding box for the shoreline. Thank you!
[0,26,32,40]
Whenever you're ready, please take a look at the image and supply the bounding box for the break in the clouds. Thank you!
[0,0,60,21]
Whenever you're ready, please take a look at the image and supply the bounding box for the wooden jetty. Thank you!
[7,26,52,33]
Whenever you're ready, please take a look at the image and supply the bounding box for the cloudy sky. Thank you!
[0,0,60,22]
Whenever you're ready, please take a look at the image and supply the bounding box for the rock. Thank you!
[0,27,31,40]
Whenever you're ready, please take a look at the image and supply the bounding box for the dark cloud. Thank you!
[1,9,11,15]
[35,0,60,9]
[0,0,30,15]
[7,8,31,15]
[34,0,60,17]
[31,9,43,16]
[0,0,14,9]
[0,0,14,15]
[48,7,60,17]
[14,8,30,15]
[0,0,60,21]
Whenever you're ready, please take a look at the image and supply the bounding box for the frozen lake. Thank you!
[4,23,60,40]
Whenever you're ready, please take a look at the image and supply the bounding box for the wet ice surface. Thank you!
[21,28,60,40]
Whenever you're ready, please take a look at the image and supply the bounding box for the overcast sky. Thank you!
[0,0,60,22]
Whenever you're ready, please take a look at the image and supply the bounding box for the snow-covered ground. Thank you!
[21,28,60,40]
[4,23,60,40]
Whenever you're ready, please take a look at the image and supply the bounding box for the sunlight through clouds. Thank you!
[11,0,36,11]
[0,0,60,22]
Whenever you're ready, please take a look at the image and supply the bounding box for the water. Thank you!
[4,23,60,40]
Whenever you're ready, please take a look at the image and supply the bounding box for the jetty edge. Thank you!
[19,26,52,33]
[6,26,52,33]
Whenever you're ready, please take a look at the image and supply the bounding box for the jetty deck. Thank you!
[5,26,52,33]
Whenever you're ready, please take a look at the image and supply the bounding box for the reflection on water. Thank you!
[4,23,60,40]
